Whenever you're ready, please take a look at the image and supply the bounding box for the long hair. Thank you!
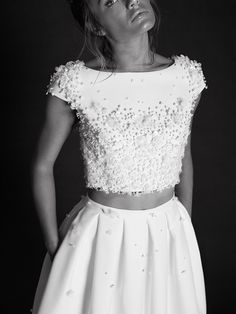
[67,0,161,71]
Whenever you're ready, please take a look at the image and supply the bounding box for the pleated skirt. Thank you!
[31,193,206,314]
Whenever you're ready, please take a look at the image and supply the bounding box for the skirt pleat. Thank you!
[31,194,206,314]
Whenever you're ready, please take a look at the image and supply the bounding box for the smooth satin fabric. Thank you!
[32,194,206,314]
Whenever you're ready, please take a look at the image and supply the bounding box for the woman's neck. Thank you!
[107,34,154,71]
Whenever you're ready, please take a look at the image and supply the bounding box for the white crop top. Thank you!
[46,54,207,196]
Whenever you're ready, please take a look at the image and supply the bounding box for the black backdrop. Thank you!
[3,0,235,313]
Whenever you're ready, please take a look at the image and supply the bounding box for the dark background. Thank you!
[3,0,235,313]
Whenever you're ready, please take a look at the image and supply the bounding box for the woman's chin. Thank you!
[130,18,155,33]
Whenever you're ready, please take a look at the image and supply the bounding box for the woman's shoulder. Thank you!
[46,58,86,102]
[84,58,101,70]
[172,54,204,70]
[52,59,85,75]
[153,53,173,65]
[172,54,207,97]
[48,58,86,88]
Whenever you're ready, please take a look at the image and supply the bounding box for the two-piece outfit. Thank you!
[32,54,207,314]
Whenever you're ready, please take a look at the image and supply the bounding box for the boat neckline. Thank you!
[82,56,176,74]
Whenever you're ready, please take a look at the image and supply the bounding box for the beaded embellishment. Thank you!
[46,55,207,196]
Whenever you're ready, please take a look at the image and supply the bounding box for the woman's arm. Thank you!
[31,95,76,257]
[175,134,194,217]
[175,94,202,218]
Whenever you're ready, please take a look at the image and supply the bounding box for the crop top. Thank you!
[46,54,207,196]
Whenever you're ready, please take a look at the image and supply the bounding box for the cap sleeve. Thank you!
[175,54,207,101]
[184,55,207,101]
[46,60,85,106]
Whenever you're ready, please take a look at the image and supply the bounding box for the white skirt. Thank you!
[31,193,206,314]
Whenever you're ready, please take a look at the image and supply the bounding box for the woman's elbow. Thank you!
[31,156,54,177]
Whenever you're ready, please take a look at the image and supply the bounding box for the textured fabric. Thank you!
[31,194,206,314]
[46,55,207,196]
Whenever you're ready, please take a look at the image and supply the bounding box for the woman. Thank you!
[31,0,207,313]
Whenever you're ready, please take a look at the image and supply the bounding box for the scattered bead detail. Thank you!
[68,242,76,248]
[100,207,120,219]
[149,212,158,218]
[46,55,207,196]
[105,229,112,235]
[66,289,74,296]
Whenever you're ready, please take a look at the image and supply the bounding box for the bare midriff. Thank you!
[87,186,175,210]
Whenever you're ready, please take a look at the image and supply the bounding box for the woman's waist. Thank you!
[87,187,175,210]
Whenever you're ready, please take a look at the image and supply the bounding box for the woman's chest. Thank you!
[75,75,192,137]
